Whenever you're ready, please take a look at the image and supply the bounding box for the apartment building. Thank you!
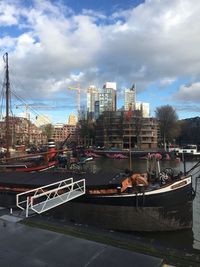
[0,116,47,145]
[52,123,77,143]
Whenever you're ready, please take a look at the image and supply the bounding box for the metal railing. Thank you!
[16,178,85,217]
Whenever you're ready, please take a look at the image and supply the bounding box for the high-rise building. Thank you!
[135,102,150,117]
[124,84,136,111]
[87,85,99,119]
[94,101,100,120]
[68,113,77,125]
[99,82,117,114]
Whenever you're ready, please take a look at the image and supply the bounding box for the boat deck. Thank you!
[0,170,129,190]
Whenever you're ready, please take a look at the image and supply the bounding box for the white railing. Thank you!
[16,178,85,217]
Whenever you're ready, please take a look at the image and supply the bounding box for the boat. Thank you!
[106,153,129,159]
[79,156,93,163]
[140,153,171,160]
[0,53,198,231]
[0,140,59,172]
[0,154,199,232]
[171,144,200,159]
[54,157,197,232]
[85,151,101,158]
[0,53,61,172]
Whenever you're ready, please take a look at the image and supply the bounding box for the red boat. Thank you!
[0,53,60,172]
[0,139,59,172]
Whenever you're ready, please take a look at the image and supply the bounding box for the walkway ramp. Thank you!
[16,177,85,217]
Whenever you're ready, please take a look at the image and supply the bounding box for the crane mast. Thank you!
[67,85,81,120]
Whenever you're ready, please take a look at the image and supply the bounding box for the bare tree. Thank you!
[155,105,179,150]
[42,124,54,139]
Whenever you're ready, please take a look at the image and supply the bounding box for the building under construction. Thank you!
[95,111,158,149]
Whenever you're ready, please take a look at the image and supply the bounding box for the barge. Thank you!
[0,167,195,232]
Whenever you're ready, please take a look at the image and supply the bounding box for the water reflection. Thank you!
[87,157,195,175]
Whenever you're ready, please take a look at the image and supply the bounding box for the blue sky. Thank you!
[0,0,200,124]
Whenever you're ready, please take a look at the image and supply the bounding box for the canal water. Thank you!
[85,157,200,252]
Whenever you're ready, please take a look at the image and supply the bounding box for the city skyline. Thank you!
[0,0,200,123]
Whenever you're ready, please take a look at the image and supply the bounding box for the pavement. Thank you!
[0,207,164,267]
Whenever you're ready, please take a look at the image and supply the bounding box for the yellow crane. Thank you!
[67,85,89,121]
[67,85,81,120]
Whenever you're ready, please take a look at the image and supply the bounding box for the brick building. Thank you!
[0,116,47,146]
[52,124,77,143]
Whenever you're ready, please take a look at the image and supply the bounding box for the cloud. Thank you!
[0,1,19,26]
[159,77,177,86]
[0,36,16,50]
[174,82,200,102]
[176,104,200,112]
[0,0,200,118]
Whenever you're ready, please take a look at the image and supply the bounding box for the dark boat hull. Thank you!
[49,177,193,232]
[0,171,193,231]
[0,161,58,172]
[51,201,192,231]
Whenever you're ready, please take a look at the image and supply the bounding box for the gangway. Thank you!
[16,178,85,218]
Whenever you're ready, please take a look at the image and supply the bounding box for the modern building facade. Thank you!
[87,85,99,120]
[99,82,117,114]
[124,84,136,111]
[135,102,150,118]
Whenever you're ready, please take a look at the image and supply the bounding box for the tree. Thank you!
[155,105,179,150]
[79,119,96,147]
[177,117,200,146]
[42,124,54,139]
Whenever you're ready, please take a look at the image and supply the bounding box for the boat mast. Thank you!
[3,52,11,158]
[126,103,132,171]
[129,119,132,171]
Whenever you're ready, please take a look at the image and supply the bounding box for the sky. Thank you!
[0,0,200,124]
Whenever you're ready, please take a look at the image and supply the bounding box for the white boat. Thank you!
[174,145,200,156]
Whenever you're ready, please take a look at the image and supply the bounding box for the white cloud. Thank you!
[0,36,16,50]
[0,1,19,26]
[160,77,176,86]
[0,0,200,117]
[175,82,200,102]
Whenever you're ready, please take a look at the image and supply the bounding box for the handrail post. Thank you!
[26,197,29,218]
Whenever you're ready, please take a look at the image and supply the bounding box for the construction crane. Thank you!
[15,104,54,120]
[67,85,81,120]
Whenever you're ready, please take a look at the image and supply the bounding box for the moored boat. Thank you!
[53,171,194,232]
[0,139,59,172]
[0,156,199,232]
[106,153,129,159]
[0,53,61,172]
[171,144,200,159]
